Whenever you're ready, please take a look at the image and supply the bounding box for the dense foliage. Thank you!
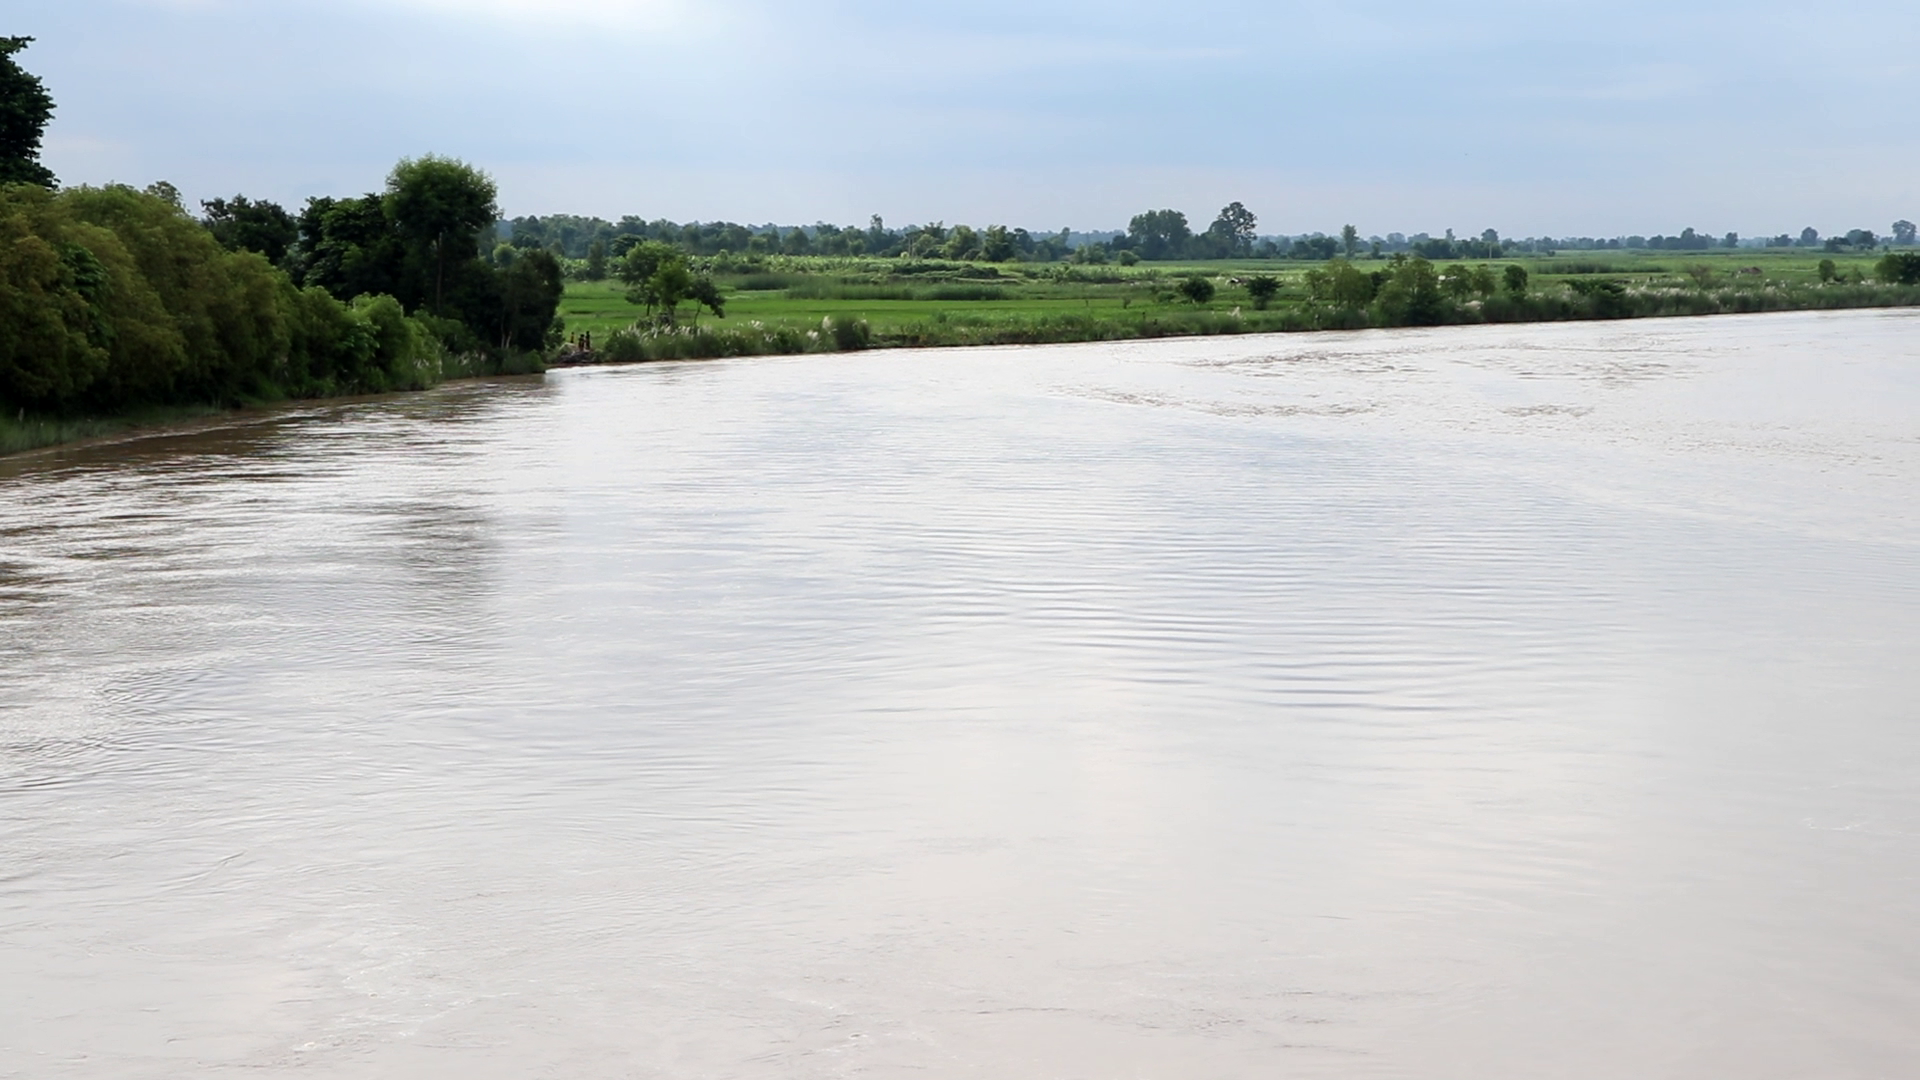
[232,156,567,354]
[0,183,456,415]
[0,37,55,187]
[1875,252,1920,286]
[2,154,566,417]
[0,43,560,433]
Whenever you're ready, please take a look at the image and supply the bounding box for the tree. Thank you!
[0,37,55,187]
[618,244,722,327]
[644,258,694,322]
[292,194,405,303]
[1503,264,1529,296]
[981,225,1015,262]
[493,250,564,351]
[1894,220,1917,246]
[201,195,298,265]
[1342,224,1359,259]
[1292,235,1340,260]
[1128,209,1191,260]
[616,240,676,289]
[1245,275,1280,309]
[1818,259,1837,283]
[1799,227,1820,247]
[585,238,608,281]
[942,224,980,261]
[1440,263,1494,299]
[1177,275,1215,305]
[687,276,725,323]
[384,156,498,316]
[617,240,681,317]
[1207,202,1258,257]
[1376,256,1444,325]
[1310,259,1376,308]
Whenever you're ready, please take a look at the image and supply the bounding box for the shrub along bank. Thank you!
[1,171,561,455]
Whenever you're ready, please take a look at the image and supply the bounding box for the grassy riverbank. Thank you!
[0,404,228,456]
[558,250,1920,361]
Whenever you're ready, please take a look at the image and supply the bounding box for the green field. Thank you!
[559,250,1908,358]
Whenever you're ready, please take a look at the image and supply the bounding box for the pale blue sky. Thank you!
[7,0,1916,236]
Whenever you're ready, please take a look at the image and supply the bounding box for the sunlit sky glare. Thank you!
[8,0,1918,236]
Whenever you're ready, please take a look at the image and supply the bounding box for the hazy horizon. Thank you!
[4,0,1916,238]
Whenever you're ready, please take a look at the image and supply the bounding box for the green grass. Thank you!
[559,250,1904,353]
[0,403,233,457]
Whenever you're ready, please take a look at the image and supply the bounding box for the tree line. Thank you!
[1,38,562,419]
[508,205,1920,277]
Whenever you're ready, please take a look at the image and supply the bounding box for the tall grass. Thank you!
[0,404,230,457]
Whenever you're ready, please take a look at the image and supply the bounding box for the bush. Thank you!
[1177,276,1216,305]
[1245,275,1280,309]
[1876,251,1920,285]
[600,328,650,363]
[829,316,871,351]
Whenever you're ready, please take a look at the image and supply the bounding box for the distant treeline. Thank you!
[504,206,1920,274]
[1292,252,1920,328]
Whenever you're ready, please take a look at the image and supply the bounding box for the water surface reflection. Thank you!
[2,312,1918,1079]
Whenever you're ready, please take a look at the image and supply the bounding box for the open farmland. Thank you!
[558,250,1911,356]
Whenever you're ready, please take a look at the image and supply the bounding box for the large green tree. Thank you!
[1127,209,1191,260]
[292,194,405,302]
[1,36,56,187]
[1206,202,1257,257]
[201,195,298,264]
[384,155,498,315]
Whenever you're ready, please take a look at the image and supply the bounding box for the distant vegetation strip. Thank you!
[552,250,1920,365]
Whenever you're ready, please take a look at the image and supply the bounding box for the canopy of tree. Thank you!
[207,157,564,354]
[0,37,56,187]
[0,183,450,414]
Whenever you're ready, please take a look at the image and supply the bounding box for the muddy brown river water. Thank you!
[2,309,1918,1078]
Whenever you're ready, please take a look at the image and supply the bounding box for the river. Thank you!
[3,309,1918,1078]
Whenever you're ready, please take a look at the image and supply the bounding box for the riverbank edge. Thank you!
[9,299,1916,459]
[0,375,544,461]
[555,291,1920,366]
